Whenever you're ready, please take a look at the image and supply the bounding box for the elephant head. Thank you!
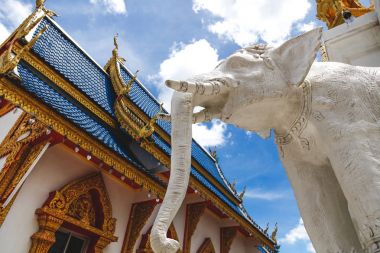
[150,28,322,253]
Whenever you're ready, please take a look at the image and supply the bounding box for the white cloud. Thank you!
[280,219,316,253]
[154,39,229,147]
[297,21,317,33]
[0,0,32,44]
[0,0,32,28]
[90,0,127,14]
[192,120,229,147]
[193,0,312,46]
[245,188,286,201]
[0,23,10,44]
[157,39,219,109]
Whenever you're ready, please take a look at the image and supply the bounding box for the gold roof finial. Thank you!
[114,33,119,51]
[271,222,278,243]
[239,186,246,200]
[264,222,269,234]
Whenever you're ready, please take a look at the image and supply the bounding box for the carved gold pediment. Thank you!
[30,172,117,253]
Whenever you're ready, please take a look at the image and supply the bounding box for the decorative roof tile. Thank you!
[32,18,116,116]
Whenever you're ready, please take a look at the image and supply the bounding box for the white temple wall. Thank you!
[0,143,139,253]
[230,232,246,253]
[102,170,136,253]
[191,209,221,253]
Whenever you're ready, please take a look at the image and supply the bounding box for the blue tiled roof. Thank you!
[32,18,116,117]
[17,61,139,167]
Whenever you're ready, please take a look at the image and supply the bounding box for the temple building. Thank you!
[0,2,278,253]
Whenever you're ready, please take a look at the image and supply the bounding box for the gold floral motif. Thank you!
[220,227,238,253]
[196,238,216,253]
[29,173,118,253]
[121,200,159,253]
[67,192,96,227]
[184,202,207,253]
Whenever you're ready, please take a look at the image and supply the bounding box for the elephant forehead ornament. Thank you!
[151,28,380,253]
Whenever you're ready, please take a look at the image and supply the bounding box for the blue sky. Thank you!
[0,0,361,252]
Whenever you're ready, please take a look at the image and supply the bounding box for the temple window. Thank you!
[48,229,89,253]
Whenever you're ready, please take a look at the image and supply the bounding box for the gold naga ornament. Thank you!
[0,0,55,76]
[317,0,375,29]
[105,34,164,141]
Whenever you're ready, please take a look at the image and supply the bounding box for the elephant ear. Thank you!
[268,27,323,86]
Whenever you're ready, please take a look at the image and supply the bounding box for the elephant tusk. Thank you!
[165,79,233,96]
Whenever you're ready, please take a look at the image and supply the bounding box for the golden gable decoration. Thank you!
[29,173,117,253]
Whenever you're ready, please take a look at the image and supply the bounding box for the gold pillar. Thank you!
[29,211,63,253]
[183,202,207,253]
[121,200,158,253]
[220,227,238,253]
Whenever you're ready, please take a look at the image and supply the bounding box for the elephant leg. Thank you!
[284,158,363,253]
[328,133,380,252]
[151,91,193,253]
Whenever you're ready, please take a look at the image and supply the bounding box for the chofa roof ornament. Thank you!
[105,35,163,141]
[0,0,55,77]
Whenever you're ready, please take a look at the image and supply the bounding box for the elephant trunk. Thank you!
[151,91,193,253]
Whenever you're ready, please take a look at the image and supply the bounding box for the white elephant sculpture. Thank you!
[150,28,380,253]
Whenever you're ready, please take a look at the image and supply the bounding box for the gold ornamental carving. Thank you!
[0,112,47,205]
[0,0,54,76]
[29,211,64,253]
[220,227,238,253]
[196,238,216,253]
[29,173,117,253]
[121,200,159,253]
[184,202,207,253]
[316,0,375,29]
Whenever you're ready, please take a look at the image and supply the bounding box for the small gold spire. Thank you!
[230,179,237,193]
[264,223,269,234]
[271,222,278,243]
[239,186,246,200]
[114,33,119,51]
